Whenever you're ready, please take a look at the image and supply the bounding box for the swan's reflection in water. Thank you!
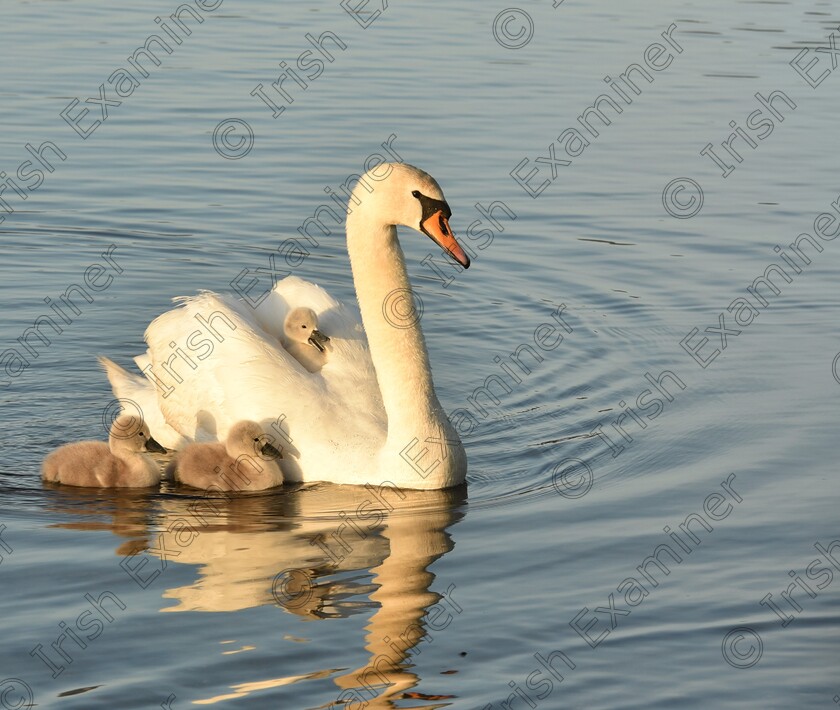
[42,484,156,557]
[46,482,467,708]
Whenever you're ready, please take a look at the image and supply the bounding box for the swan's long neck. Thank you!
[346,212,442,442]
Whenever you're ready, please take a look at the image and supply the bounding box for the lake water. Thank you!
[1,0,839,707]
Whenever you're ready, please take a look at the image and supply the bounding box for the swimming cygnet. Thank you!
[42,416,167,488]
[167,420,284,492]
[283,307,330,373]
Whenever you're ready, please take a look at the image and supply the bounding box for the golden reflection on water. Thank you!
[45,483,467,708]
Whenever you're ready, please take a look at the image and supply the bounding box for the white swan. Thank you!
[166,420,284,491]
[42,415,166,488]
[101,163,470,489]
[282,307,330,373]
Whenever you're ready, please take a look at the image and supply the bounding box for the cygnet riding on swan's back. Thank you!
[100,163,470,489]
[282,307,330,373]
[166,420,284,491]
[42,416,166,488]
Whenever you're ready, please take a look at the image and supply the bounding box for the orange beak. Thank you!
[421,210,470,269]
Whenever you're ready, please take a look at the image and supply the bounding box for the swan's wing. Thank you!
[97,356,187,450]
[142,282,387,482]
[211,282,383,434]
[257,276,386,430]
[251,275,381,409]
[143,291,325,445]
[133,352,151,372]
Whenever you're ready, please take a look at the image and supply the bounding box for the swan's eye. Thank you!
[411,190,421,198]
[301,325,307,329]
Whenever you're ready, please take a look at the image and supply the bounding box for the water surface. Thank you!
[1,1,839,708]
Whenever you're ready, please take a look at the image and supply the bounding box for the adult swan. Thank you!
[101,163,471,490]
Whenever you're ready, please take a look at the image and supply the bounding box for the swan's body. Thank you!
[42,416,166,488]
[101,163,470,489]
[167,420,284,491]
[282,307,330,373]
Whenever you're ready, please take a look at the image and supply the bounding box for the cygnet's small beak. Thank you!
[145,436,167,454]
[261,440,283,460]
[308,329,330,353]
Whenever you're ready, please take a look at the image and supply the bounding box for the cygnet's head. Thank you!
[284,307,330,353]
[109,415,167,454]
[226,420,283,461]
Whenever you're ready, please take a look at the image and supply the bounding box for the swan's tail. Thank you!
[98,355,149,404]
[97,356,187,450]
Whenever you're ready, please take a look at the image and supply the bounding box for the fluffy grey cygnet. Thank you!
[42,416,166,488]
[167,420,284,492]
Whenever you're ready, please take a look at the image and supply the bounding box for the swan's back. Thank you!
[143,277,387,482]
[251,276,358,343]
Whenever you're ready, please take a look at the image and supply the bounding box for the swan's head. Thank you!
[352,162,470,269]
[283,307,330,352]
[109,415,167,454]
[227,420,283,461]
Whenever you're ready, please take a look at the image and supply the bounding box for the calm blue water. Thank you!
[1,0,839,707]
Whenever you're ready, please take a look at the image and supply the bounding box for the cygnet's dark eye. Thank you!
[254,437,260,442]
[411,190,421,198]
[301,325,307,329]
